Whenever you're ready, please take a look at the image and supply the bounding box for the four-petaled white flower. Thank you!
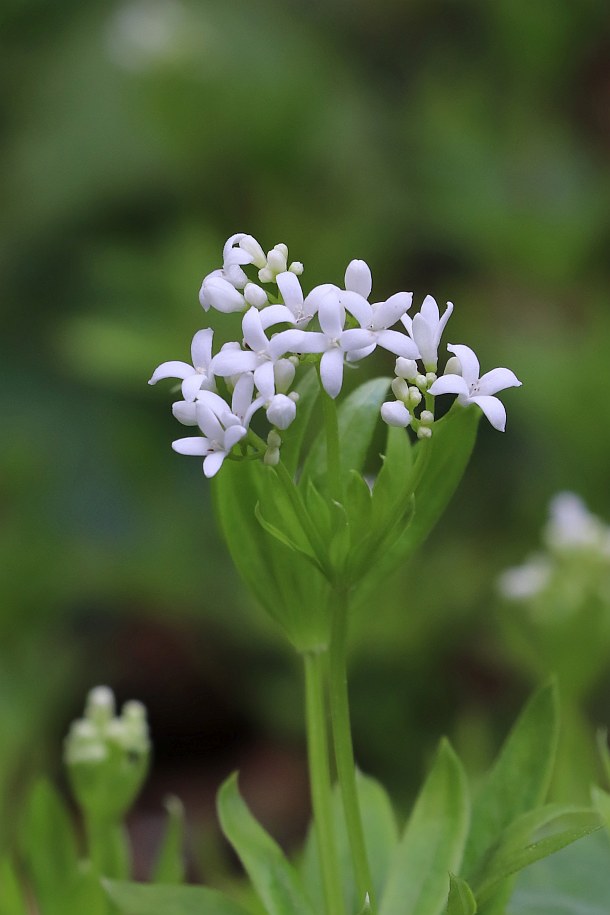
[401,295,453,371]
[341,289,417,362]
[276,272,337,328]
[271,291,375,398]
[429,343,521,431]
[148,328,216,401]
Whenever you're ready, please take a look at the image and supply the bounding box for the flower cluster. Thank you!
[150,233,521,476]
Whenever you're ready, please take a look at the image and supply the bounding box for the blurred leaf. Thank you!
[447,875,477,915]
[463,681,559,880]
[217,773,316,915]
[301,771,398,914]
[0,856,27,915]
[379,739,469,915]
[152,796,185,885]
[105,880,251,915]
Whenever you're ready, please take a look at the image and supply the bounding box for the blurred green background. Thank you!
[2,0,610,865]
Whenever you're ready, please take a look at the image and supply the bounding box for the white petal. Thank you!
[269,329,326,358]
[411,313,437,368]
[340,328,376,352]
[259,304,295,330]
[344,259,372,299]
[400,313,413,335]
[211,350,259,376]
[420,294,440,325]
[373,292,413,330]
[276,271,303,310]
[470,395,507,431]
[195,389,234,416]
[254,360,275,399]
[320,348,344,398]
[477,367,522,396]
[149,361,193,384]
[346,344,376,363]
[196,404,225,441]
[239,234,266,268]
[266,394,297,430]
[447,344,480,385]
[242,307,269,352]
[172,401,198,426]
[202,277,246,313]
[376,329,419,359]
[181,373,205,402]
[203,451,226,477]
[191,328,214,368]
[436,301,453,342]
[318,292,345,338]
[303,283,338,322]
[380,401,412,427]
[172,436,209,456]
[224,424,247,450]
[428,374,470,397]
[341,291,372,328]
[222,232,246,261]
[231,373,255,419]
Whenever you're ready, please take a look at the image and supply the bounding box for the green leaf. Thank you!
[379,739,470,915]
[474,808,601,905]
[152,796,185,885]
[104,880,251,915]
[217,773,316,915]
[301,377,391,488]
[281,369,320,477]
[596,728,610,789]
[301,771,398,915]
[447,875,477,915]
[462,681,559,880]
[0,856,28,915]
[592,785,610,832]
[371,424,413,529]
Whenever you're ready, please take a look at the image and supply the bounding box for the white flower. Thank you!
[276,272,337,328]
[498,556,552,600]
[381,401,412,427]
[341,289,417,361]
[173,372,264,429]
[148,328,216,401]
[223,233,267,270]
[172,393,249,478]
[544,492,610,555]
[401,295,453,371]
[210,305,295,399]
[428,343,521,431]
[199,274,246,313]
[270,290,374,398]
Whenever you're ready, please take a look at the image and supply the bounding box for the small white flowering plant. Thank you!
[9,235,606,915]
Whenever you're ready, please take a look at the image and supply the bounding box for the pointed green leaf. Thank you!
[379,740,470,915]
[281,369,320,476]
[104,880,251,915]
[254,502,321,569]
[302,377,391,488]
[152,796,185,885]
[475,809,601,905]
[447,875,477,915]
[217,773,316,915]
[462,682,559,880]
[372,425,413,529]
[301,771,399,915]
[596,728,610,788]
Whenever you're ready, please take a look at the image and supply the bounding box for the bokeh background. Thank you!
[2,0,610,874]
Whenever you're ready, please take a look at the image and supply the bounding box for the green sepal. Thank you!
[151,796,185,885]
[217,773,317,915]
[446,875,477,915]
[473,806,601,906]
[379,739,470,915]
[0,856,28,915]
[300,771,398,915]
[104,880,252,915]
[462,681,559,880]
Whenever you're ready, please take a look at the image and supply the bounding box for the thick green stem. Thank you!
[304,652,345,915]
[329,587,375,911]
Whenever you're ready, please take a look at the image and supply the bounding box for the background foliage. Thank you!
[1,0,610,869]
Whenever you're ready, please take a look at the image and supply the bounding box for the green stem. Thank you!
[320,383,343,504]
[304,652,346,915]
[328,587,375,911]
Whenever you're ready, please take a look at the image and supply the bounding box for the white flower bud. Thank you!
[86,686,115,725]
[274,243,288,258]
[266,248,288,275]
[200,276,246,313]
[266,394,297,430]
[426,372,437,386]
[244,283,268,308]
[444,356,462,375]
[274,358,296,393]
[417,425,433,439]
[258,267,274,283]
[264,446,280,466]
[420,410,434,425]
[415,373,427,389]
[289,261,304,275]
[267,430,282,449]
[407,386,422,407]
[381,401,412,428]
[391,377,410,402]
[395,357,418,381]
[240,235,267,268]
[288,391,299,402]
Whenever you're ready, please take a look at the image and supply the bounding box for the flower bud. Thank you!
[266,248,288,275]
[200,276,246,314]
[289,261,304,275]
[407,386,422,407]
[417,425,433,439]
[381,400,412,428]
[274,358,296,393]
[274,243,288,259]
[420,410,434,425]
[415,373,427,389]
[267,430,282,449]
[266,394,297,430]
[244,283,268,308]
[172,401,198,426]
[444,356,462,375]
[391,377,410,402]
[425,372,437,386]
[240,235,267,268]
[264,446,280,466]
[395,358,418,381]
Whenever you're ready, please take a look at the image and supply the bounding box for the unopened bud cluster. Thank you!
[149,233,521,477]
